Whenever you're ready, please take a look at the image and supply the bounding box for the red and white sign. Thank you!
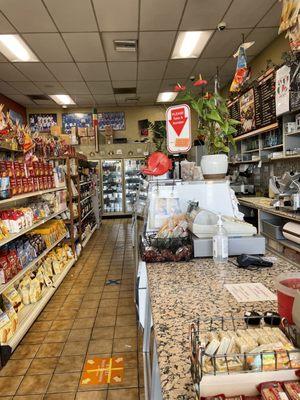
[166,104,191,154]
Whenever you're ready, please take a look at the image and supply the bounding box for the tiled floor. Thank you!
[0,219,145,400]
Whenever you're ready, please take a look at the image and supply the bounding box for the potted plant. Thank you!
[147,120,167,153]
[176,81,240,179]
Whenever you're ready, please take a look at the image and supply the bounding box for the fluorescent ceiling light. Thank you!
[157,92,178,103]
[0,34,39,62]
[50,94,76,105]
[172,31,213,59]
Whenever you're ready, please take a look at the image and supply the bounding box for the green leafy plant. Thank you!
[177,90,240,155]
[147,120,167,152]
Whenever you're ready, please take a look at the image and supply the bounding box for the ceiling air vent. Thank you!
[114,40,137,52]
[113,87,136,95]
[125,97,139,103]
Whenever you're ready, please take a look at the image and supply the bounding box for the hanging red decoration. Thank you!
[141,151,172,176]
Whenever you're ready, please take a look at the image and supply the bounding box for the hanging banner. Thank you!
[166,104,191,154]
[275,65,291,116]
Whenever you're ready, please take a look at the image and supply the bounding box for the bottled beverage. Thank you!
[213,214,228,264]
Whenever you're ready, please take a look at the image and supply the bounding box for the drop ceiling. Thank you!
[0,0,281,108]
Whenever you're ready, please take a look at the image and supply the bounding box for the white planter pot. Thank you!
[201,154,228,180]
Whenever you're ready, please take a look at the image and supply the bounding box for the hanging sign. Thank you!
[166,104,191,154]
[275,65,291,116]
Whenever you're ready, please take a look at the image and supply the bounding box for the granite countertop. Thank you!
[146,254,299,400]
[238,196,300,221]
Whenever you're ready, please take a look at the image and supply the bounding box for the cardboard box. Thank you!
[78,127,88,137]
[88,137,95,145]
[51,125,62,136]
[80,137,89,145]
[87,127,95,137]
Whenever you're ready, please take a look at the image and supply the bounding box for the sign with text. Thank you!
[166,104,191,154]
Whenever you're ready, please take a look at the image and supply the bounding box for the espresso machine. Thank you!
[269,171,300,211]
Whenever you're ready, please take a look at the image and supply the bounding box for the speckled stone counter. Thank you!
[146,255,299,400]
[238,196,300,221]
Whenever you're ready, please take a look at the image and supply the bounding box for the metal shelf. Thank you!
[79,180,92,186]
[243,148,259,154]
[262,144,283,150]
[0,232,67,294]
[80,194,93,203]
[0,186,67,206]
[82,225,97,248]
[7,258,76,351]
[0,208,67,248]
[81,208,93,222]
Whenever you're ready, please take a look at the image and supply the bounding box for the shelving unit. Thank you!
[0,186,67,205]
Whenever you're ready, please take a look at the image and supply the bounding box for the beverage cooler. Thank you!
[101,158,144,215]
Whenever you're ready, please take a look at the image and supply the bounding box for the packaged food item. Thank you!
[29,278,42,303]
[0,308,12,344]
[282,381,300,400]
[3,287,24,313]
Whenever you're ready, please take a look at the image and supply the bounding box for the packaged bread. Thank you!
[0,308,12,344]
[3,287,24,313]
[29,278,42,303]
[3,299,18,336]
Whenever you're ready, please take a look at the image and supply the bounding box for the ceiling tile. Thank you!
[33,99,56,105]
[46,63,83,81]
[140,0,185,30]
[15,63,56,81]
[201,29,251,58]
[0,0,57,32]
[93,0,139,31]
[34,81,66,94]
[138,61,167,80]
[102,32,138,62]
[93,94,116,105]
[164,59,196,79]
[23,33,72,62]
[112,80,136,88]
[44,0,98,32]
[0,81,20,94]
[108,62,137,81]
[77,62,110,81]
[9,81,43,95]
[0,13,16,33]
[86,81,113,94]
[246,28,279,56]
[115,94,138,102]
[224,0,276,28]
[258,2,281,27]
[61,81,90,94]
[138,93,157,103]
[63,33,105,62]
[72,94,95,105]
[180,0,231,30]
[193,57,228,79]
[137,80,161,93]
[7,94,34,105]
[0,63,28,81]
[139,31,176,61]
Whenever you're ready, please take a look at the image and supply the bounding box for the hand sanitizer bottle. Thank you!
[213,214,228,263]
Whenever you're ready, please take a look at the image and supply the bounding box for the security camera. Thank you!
[190,76,195,81]
[217,21,226,31]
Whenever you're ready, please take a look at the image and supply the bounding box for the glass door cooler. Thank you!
[124,158,145,213]
[101,159,123,214]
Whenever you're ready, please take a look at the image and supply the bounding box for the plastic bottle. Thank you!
[213,214,228,264]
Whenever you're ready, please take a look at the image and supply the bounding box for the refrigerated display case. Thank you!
[101,159,123,214]
[101,158,145,215]
[124,158,145,213]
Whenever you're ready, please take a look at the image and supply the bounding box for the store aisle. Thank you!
[0,219,144,400]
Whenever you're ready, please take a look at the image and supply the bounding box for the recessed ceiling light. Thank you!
[50,94,75,106]
[171,31,213,59]
[157,92,178,103]
[0,34,39,62]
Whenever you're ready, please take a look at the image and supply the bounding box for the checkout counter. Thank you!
[133,180,300,400]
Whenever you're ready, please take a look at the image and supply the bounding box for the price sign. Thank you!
[166,104,191,154]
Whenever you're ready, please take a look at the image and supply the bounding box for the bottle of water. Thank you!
[213,214,228,264]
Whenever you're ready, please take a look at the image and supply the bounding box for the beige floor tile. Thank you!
[117,306,136,316]
[111,352,138,369]
[87,339,113,355]
[108,367,138,389]
[47,372,81,393]
[107,388,139,400]
[11,344,40,359]
[119,291,134,299]
[80,300,100,309]
[50,319,75,331]
[16,374,52,395]
[113,337,137,353]
[57,309,78,320]
[0,376,23,396]
[97,307,117,317]
[44,330,70,343]
[116,315,136,327]
[101,292,119,300]
[114,325,137,339]
[30,321,52,332]
[94,315,116,328]
[21,331,47,344]
[72,317,95,330]
[76,308,97,319]
[99,299,118,308]
[44,393,76,400]
[55,355,85,373]
[62,340,89,356]
[68,328,92,342]
[0,359,31,376]
[36,343,64,358]
[76,391,107,400]
[27,357,58,375]
[13,395,43,399]
[91,327,114,340]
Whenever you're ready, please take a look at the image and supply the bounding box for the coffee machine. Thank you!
[269,172,300,211]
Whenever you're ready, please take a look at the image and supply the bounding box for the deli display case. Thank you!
[101,158,145,215]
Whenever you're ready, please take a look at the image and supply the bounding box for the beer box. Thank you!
[78,127,88,137]
[87,127,95,137]
[80,137,90,145]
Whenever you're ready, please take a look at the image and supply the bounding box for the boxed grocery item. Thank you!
[78,127,88,137]
[80,137,90,145]
[88,137,95,145]
[87,127,95,137]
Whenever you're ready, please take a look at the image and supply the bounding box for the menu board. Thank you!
[239,88,256,133]
[254,69,276,129]
[228,98,242,136]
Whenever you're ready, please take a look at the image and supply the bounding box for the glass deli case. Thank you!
[101,159,123,214]
[124,158,145,213]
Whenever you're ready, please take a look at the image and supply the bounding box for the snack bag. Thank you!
[3,287,24,313]
[230,45,250,92]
